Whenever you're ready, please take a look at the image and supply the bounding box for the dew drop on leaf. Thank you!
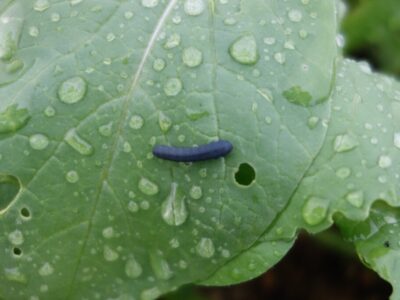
[33,0,50,12]
[129,115,144,130]
[4,268,26,283]
[127,201,139,213]
[346,190,364,208]
[182,46,203,68]
[0,104,30,134]
[98,122,113,137]
[196,238,215,258]
[153,58,166,72]
[64,129,94,156]
[283,86,312,106]
[125,257,143,279]
[189,185,202,200]
[8,230,24,245]
[29,134,49,150]
[103,245,119,262]
[44,106,56,117]
[288,9,303,22]
[333,134,359,153]
[229,35,259,65]
[6,59,24,74]
[141,0,159,8]
[164,78,183,96]
[65,170,79,183]
[336,167,351,179]
[150,252,174,280]
[141,287,161,300]
[378,155,392,168]
[138,178,159,196]
[164,33,181,49]
[158,112,172,132]
[184,0,205,16]
[302,196,328,226]
[58,76,87,104]
[38,263,54,276]
[161,183,188,227]
[394,132,400,149]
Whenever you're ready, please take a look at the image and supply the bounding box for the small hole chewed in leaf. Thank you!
[20,207,31,219]
[0,174,21,212]
[235,163,256,186]
[12,247,22,257]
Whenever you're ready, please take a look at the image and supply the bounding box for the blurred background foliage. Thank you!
[161,0,399,299]
[343,0,400,77]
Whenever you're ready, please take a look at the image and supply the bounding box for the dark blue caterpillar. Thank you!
[153,140,233,162]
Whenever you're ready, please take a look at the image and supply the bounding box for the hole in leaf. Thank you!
[234,163,256,186]
[13,247,22,256]
[20,207,31,219]
[0,174,21,212]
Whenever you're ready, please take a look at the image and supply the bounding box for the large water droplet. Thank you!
[283,86,312,107]
[58,77,87,104]
[334,134,358,153]
[378,155,392,168]
[125,257,143,279]
[29,134,49,150]
[184,0,205,16]
[0,2,23,62]
[64,128,93,156]
[161,183,188,226]
[182,47,203,68]
[229,35,259,65]
[196,238,215,258]
[141,287,161,300]
[141,0,159,8]
[302,197,328,226]
[0,104,30,134]
[189,185,202,200]
[33,0,50,12]
[346,191,364,208]
[138,178,159,196]
[8,230,24,245]
[150,252,173,280]
[164,78,183,96]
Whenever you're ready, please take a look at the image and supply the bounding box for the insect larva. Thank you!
[152,140,233,162]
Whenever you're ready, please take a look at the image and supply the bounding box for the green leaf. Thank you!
[0,0,338,299]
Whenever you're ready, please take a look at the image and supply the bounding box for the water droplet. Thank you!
[196,238,215,258]
[283,86,312,106]
[182,46,203,68]
[124,11,134,20]
[125,257,143,279]
[38,263,54,276]
[129,115,144,130]
[4,268,27,283]
[184,0,205,16]
[106,32,116,42]
[58,77,87,104]
[164,78,183,96]
[51,13,61,22]
[274,52,286,64]
[336,167,351,179]
[65,170,79,183]
[33,0,50,12]
[189,185,202,200]
[153,58,166,72]
[141,0,159,8]
[29,134,49,150]
[138,178,159,196]
[229,35,259,65]
[0,104,30,134]
[150,252,173,280]
[102,227,114,239]
[378,155,392,168]
[263,37,276,45]
[98,122,113,137]
[288,9,303,22]
[64,128,94,156]
[394,133,400,149]
[158,112,172,132]
[302,197,328,226]
[346,191,364,208]
[127,201,139,213]
[28,26,40,37]
[307,116,319,129]
[334,134,358,153]
[44,106,56,117]
[103,245,119,261]
[141,287,161,300]
[161,183,188,227]
[164,33,181,49]
[123,141,132,153]
[8,230,24,245]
